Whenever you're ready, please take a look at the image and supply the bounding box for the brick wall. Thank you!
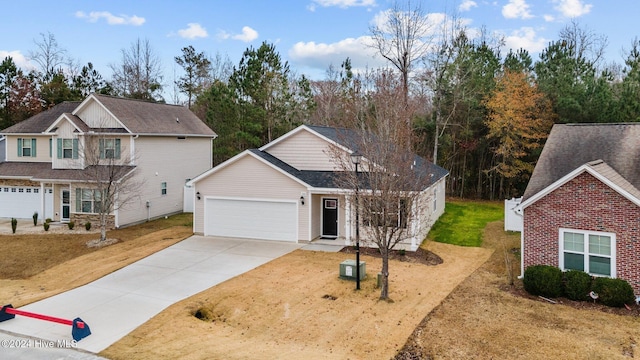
[523,171,640,294]
[71,213,115,230]
[0,179,40,187]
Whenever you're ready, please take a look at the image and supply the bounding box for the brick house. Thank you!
[518,123,640,294]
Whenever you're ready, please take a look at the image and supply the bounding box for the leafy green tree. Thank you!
[40,70,75,107]
[175,45,211,108]
[616,38,640,121]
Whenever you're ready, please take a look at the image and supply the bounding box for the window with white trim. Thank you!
[76,188,103,214]
[17,138,36,157]
[161,182,167,196]
[362,196,409,228]
[560,229,615,277]
[99,138,121,159]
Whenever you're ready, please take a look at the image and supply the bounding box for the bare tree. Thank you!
[328,70,436,300]
[80,132,141,241]
[28,32,68,79]
[109,38,164,101]
[369,0,435,108]
[558,19,608,69]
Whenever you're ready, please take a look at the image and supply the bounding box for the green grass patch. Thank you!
[428,201,503,247]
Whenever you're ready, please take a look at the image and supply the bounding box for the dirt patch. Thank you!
[394,221,640,360]
[100,241,492,360]
[339,246,443,266]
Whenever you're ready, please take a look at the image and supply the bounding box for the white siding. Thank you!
[117,136,211,226]
[266,130,344,171]
[194,154,309,241]
[52,121,83,169]
[74,101,123,129]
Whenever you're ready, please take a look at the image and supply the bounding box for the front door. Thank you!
[322,198,338,238]
[61,189,70,221]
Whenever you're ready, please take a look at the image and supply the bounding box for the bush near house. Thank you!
[592,277,636,308]
[563,270,592,301]
[523,265,563,298]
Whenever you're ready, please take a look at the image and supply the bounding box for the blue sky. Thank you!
[1,0,637,101]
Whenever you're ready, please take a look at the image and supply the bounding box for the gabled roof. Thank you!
[522,123,640,202]
[520,159,640,209]
[85,94,216,136]
[191,125,448,191]
[1,94,217,137]
[0,102,81,133]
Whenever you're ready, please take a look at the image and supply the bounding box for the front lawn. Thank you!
[428,199,503,246]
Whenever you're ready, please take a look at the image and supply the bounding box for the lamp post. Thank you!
[350,151,362,290]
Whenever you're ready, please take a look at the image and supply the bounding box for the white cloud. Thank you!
[0,50,33,70]
[503,27,548,53]
[218,26,259,43]
[371,9,448,37]
[459,0,478,12]
[177,23,208,39]
[289,36,385,75]
[75,11,145,26]
[502,0,533,19]
[552,0,592,17]
[308,0,376,11]
[543,14,555,22]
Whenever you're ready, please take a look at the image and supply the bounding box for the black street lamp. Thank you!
[350,151,362,290]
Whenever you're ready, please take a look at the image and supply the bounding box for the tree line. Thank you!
[3,14,640,200]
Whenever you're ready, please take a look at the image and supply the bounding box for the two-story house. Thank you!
[0,94,217,227]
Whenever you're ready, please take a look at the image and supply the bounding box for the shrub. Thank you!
[85,221,91,231]
[11,218,17,234]
[43,222,50,231]
[32,212,38,226]
[563,270,592,301]
[523,265,563,298]
[67,221,75,230]
[45,218,52,224]
[592,277,635,307]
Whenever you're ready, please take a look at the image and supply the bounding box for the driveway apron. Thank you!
[0,236,302,354]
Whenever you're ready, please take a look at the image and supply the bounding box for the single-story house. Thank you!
[188,124,448,250]
[0,94,216,227]
[519,123,640,294]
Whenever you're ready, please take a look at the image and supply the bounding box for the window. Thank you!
[99,138,121,159]
[57,138,78,159]
[17,138,36,157]
[11,188,16,193]
[560,229,615,277]
[76,189,103,214]
[34,188,39,194]
[18,188,23,193]
[161,182,167,195]
[26,188,31,193]
[362,196,409,228]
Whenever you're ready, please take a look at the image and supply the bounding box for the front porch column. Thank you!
[410,200,419,251]
[40,182,45,224]
[344,195,352,246]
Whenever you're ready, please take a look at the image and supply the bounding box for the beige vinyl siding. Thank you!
[266,130,342,171]
[117,136,211,227]
[52,120,83,169]
[5,135,52,162]
[194,154,309,241]
[74,101,123,129]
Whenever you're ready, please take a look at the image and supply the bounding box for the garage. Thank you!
[0,186,53,219]
[205,198,297,242]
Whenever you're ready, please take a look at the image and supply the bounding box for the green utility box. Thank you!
[339,259,366,280]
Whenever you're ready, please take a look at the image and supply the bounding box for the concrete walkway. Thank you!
[0,236,302,355]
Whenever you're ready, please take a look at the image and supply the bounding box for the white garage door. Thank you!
[0,186,53,219]
[205,198,297,242]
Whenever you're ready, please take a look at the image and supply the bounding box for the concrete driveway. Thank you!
[0,236,302,355]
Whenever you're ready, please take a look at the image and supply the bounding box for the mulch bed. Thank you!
[339,246,443,266]
[502,284,640,317]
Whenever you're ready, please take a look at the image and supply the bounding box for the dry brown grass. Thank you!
[100,242,492,360]
[395,221,640,360]
[0,214,194,307]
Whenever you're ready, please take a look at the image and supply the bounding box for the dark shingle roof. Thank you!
[0,162,135,182]
[1,102,81,133]
[92,95,215,136]
[523,123,640,200]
